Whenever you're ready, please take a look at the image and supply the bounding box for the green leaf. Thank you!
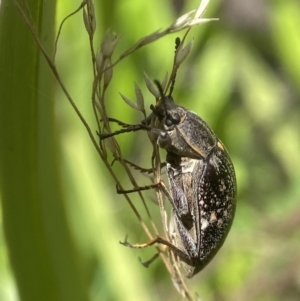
[0,1,89,301]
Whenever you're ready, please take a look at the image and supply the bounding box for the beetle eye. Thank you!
[165,113,180,127]
[173,113,180,124]
[166,118,173,126]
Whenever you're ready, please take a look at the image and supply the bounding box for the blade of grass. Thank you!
[0,1,90,301]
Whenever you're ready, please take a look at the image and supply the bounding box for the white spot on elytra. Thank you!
[201,218,209,230]
[210,211,217,222]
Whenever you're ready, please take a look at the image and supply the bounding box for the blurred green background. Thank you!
[1,0,300,300]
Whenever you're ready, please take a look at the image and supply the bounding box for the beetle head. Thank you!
[150,80,216,159]
[151,80,186,130]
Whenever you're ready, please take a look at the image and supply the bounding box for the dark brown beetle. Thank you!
[100,80,236,278]
[147,82,237,277]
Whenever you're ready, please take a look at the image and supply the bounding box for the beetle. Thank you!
[100,80,237,278]
[141,81,237,277]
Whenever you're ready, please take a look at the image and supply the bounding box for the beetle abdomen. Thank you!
[193,143,236,275]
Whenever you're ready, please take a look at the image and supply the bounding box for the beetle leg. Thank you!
[168,172,190,217]
[116,183,161,194]
[139,253,160,268]
[120,235,192,264]
[99,123,150,139]
[121,159,166,174]
[173,213,198,259]
[156,181,189,218]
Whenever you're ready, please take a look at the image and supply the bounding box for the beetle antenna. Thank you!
[168,71,177,97]
[154,36,180,99]
[153,79,165,98]
[168,37,180,97]
[175,37,181,50]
